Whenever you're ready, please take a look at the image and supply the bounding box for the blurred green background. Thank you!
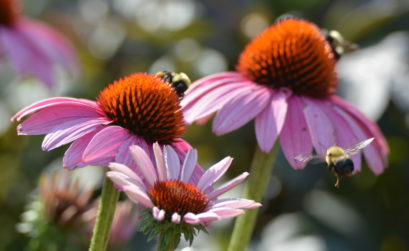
[1,0,409,250]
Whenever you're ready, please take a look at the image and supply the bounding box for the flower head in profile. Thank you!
[107,143,260,247]
[182,17,388,174]
[11,73,194,174]
[0,0,77,88]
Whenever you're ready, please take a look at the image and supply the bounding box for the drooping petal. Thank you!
[335,106,385,174]
[108,163,146,191]
[63,128,103,170]
[11,97,101,122]
[130,145,158,186]
[82,126,130,166]
[106,171,145,192]
[171,213,181,224]
[279,95,313,169]
[331,96,389,157]
[321,102,362,172]
[302,97,336,154]
[42,117,108,151]
[183,212,219,224]
[17,19,77,74]
[184,72,244,94]
[153,143,167,181]
[197,157,233,192]
[182,73,246,107]
[208,207,245,219]
[209,198,262,210]
[207,172,249,200]
[0,26,53,87]
[255,89,289,152]
[213,85,271,135]
[180,148,198,183]
[183,80,255,124]
[164,145,181,180]
[123,184,154,209]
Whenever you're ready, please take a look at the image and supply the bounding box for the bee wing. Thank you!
[344,138,374,156]
[294,153,325,165]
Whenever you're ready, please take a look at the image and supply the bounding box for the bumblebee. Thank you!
[155,71,191,98]
[323,29,358,60]
[295,138,374,188]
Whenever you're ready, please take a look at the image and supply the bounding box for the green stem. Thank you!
[157,232,179,251]
[89,176,120,251]
[227,143,279,251]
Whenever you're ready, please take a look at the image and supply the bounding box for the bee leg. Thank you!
[334,175,341,188]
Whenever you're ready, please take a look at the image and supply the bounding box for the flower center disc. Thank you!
[237,18,338,98]
[97,73,185,144]
[0,0,19,26]
[149,180,209,218]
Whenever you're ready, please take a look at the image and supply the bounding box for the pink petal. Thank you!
[152,207,165,221]
[321,102,362,172]
[42,117,108,151]
[331,96,389,157]
[197,157,233,192]
[11,97,101,122]
[207,208,245,219]
[63,128,103,170]
[130,145,158,186]
[17,19,77,74]
[183,82,254,124]
[207,172,249,200]
[123,185,153,209]
[213,85,271,135]
[164,145,181,180]
[106,171,145,192]
[302,97,336,154]
[255,89,290,152]
[182,73,246,107]
[114,137,138,171]
[335,107,385,174]
[210,198,262,210]
[82,126,130,166]
[171,213,181,224]
[153,143,167,180]
[108,163,146,190]
[185,72,244,94]
[279,95,313,169]
[172,139,204,185]
[180,148,198,183]
[183,212,219,224]
[1,26,53,87]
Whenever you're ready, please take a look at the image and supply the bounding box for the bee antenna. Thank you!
[274,14,302,23]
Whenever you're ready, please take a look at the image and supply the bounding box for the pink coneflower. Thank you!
[0,0,76,88]
[182,18,388,174]
[107,143,260,228]
[11,73,198,177]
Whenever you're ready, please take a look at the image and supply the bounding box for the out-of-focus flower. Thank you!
[107,143,261,246]
[11,73,198,178]
[18,168,139,249]
[38,169,94,228]
[0,0,77,88]
[182,18,388,174]
[17,169,96,249]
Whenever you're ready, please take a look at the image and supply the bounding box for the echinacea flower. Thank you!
[0,0,77,88]
[11,73,197,178]
[182,17,388,174]
[106,143,261,246]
